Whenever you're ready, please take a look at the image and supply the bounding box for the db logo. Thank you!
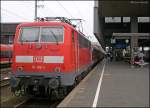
[33,56,44,63]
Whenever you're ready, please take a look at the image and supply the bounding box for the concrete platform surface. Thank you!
[57,60,149,107]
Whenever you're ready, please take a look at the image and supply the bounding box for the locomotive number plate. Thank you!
[33,56,44,63]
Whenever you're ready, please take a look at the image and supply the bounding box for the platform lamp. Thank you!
[125,39,129,44]
[125,39,129,49]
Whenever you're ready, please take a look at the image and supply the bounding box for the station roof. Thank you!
[94,1,149,47]
[98,1,149,17]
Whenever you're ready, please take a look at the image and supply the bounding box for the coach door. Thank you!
[72,31,79,73]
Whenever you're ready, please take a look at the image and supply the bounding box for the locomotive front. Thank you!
[11,22,71,97]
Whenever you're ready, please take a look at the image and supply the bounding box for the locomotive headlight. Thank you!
[17,66,24,71]
[54,67,60,72]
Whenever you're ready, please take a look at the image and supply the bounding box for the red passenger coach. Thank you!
[11,17,103,97]
[0,44,13,65]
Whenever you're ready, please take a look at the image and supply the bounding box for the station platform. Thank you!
[57,59,149,107]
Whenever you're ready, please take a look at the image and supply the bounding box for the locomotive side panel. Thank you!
[63,27,76,72]
[78,33,92,73]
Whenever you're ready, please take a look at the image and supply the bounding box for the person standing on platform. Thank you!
[138,51,145,65]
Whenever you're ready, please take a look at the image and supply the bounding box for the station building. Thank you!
[1,23,20,44]
[93,1,150,62]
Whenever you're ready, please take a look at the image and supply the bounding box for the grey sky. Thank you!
[1,1,99,42]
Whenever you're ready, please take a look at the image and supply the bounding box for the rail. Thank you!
[0,68,11,87]
[0,79,10,87]
[0,68,11,74]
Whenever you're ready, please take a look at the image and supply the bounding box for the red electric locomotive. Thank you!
[0,44,13,65]
[10,17,104,97]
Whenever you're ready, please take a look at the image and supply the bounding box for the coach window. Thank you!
[79,34,83,48]
[41,27,64,43]
[0,51,10,58]
[19,27,39,42]
[0,51,5,58]
[72,31,74,42]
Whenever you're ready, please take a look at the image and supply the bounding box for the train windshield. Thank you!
[41,27,63,42]
[19,26,64,43]
[20,27,39,42]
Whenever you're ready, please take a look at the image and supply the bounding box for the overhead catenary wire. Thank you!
[73,0,91,39]
[55,0,88,37]
[34,0,48,20]
[56,0,73,18]
[23,1,45,19]
[74,2,97,42]
[72,1,90,38]
[18,1,56,20]
[1,2,44,22]
[44,2,57,17]
[3,1,47,21]
[1,8,29,21]
[34,1,61,18]
[55,1,87,34]
[4,1,45,21]
[51,0,89,37]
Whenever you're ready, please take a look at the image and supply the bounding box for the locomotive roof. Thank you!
[17,21,76,30]
[17,21,90,42]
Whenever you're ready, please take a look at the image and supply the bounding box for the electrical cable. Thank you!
[1,8,29,20]
[43,2,57,17]
[72,1,90,37]
[56,0,73,18]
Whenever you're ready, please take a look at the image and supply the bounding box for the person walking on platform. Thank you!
[134,51,148,67]
[106,53,111,62]
[138,51,144,61]
[133,55,140,67]
[110,53,113,61]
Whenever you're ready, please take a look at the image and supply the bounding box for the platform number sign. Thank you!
[33,56,44,63]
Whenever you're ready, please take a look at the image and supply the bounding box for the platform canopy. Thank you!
[99,1,149,17]
[112,33,150,39]
[93,0,149,47]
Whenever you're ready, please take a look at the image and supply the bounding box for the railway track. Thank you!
[0,68,11,87]
[13,98,62,108]
[0,68,11,74]
[0,63,12,69]
[0,79,10,87]
[1,90,66,108]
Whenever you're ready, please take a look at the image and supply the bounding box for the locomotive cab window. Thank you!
[19,26,64,43]
[19,27,39,42]
[41,27,64,43]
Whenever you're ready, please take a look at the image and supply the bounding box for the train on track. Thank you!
[0,44,13,68]
[10,17,105,97]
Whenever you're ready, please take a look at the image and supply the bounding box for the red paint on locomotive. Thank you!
[10,18,104,97]
[12,22,92,73]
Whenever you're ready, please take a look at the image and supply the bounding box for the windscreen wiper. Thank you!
[50,30,59,45]
[20,39,24,45]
